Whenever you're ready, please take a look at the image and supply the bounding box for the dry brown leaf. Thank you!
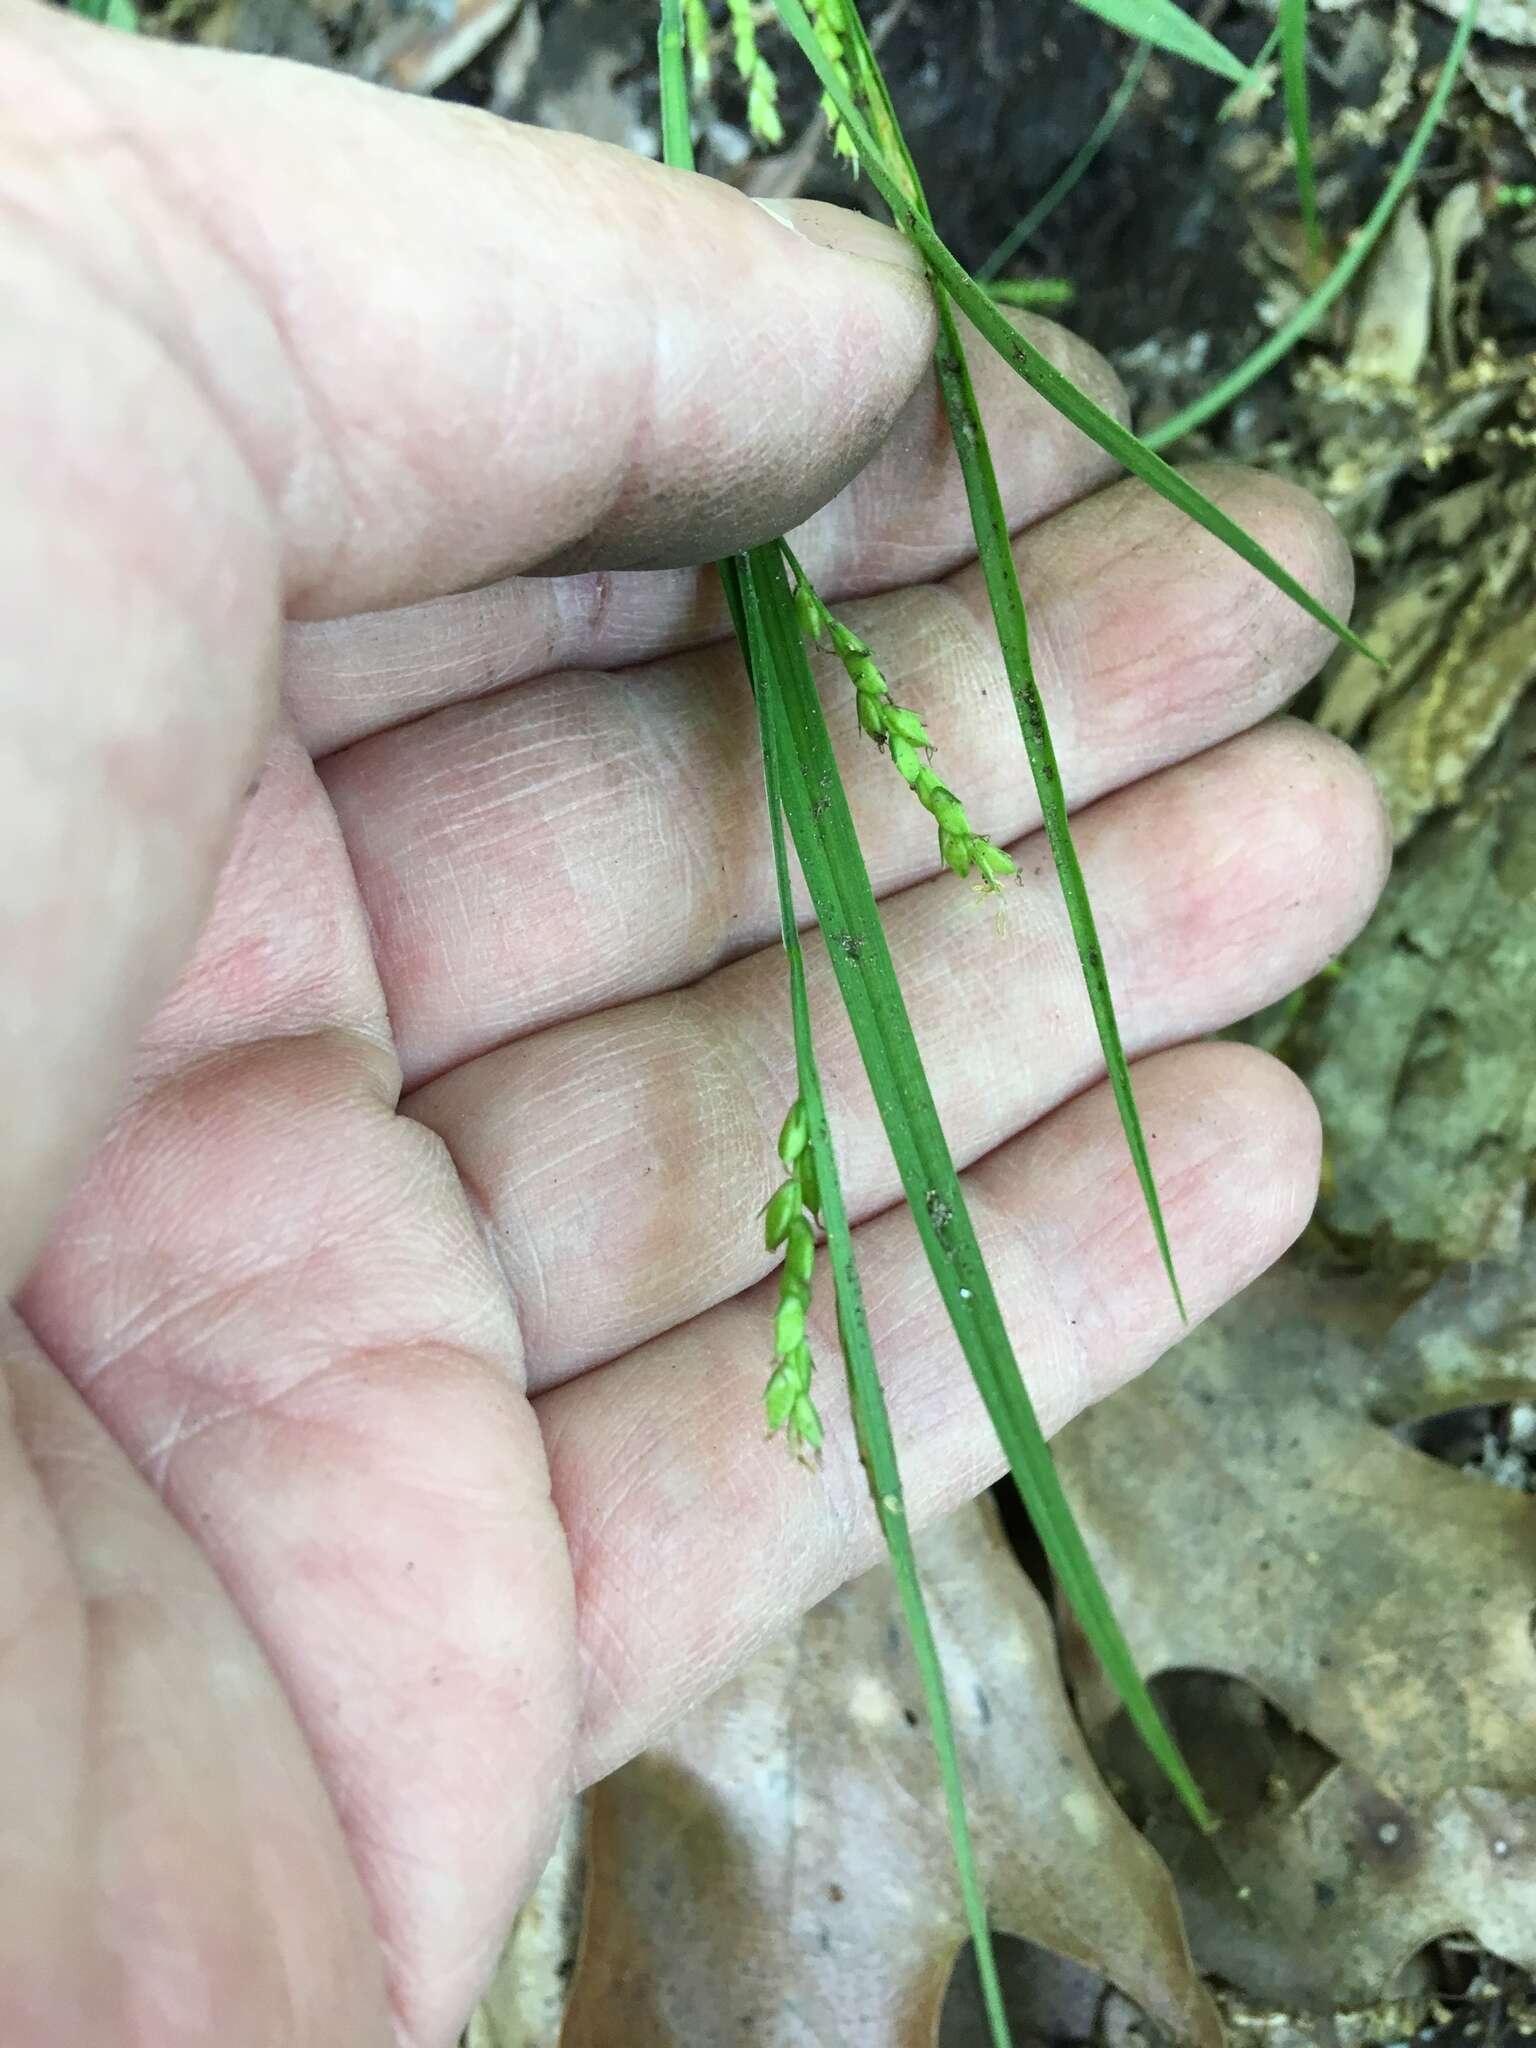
[1315,560,1474,741]
[1429,181,1485,370]
[1310,694,1536,1260]
[1422,0,1536,45]
[199,0,333,62]
[1156,1764,1536,2009]
[559,1499,1220,2048]
[1303,361,1536,851]
[1052,1256,1536,2007]
[1467,42,1536,151]
[1346,198,1433,385]
[490,4,543,114]
[358,0,526,93]
[1364,510,1536,843]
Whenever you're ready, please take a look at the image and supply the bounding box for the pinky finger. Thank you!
[536,1040,1321,1785]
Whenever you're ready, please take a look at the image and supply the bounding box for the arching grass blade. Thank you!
[1063,0,1251,85]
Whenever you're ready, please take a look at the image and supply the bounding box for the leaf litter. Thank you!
[558,1500,1220,2048]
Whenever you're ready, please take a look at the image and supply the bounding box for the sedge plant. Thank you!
[658,0,1470,2026]
[733,548,1013,2041]
[663,0,1227,1831]
[660,27,1208,2044]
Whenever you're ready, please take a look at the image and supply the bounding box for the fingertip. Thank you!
[1270,468,1358,624]
[1240,720,1393,951]
[1124,719,1392,1017]
[36,14,945,611]
[1191,464,1357,666]
[1188,1039,1324,1258]
[525,174,941,574]
[990,1035,1332,1422]
[750,196,930,281]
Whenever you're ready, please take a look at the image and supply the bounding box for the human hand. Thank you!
[0,5,1388,2042]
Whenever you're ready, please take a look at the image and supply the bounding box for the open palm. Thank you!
[0,7,1388,2043]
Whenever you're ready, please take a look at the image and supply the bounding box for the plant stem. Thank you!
[978,41,1150,283]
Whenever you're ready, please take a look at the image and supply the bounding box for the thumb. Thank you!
[13,3,937,617]
[0,2,933,1292]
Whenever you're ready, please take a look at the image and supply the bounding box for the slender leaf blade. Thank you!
[833,0,1186,1347]
[926,300,1186,1319]
[979,41,1151,282]
[738,553,1014,2048]
[1279,0,1321,268]
[746,540,1212,1831]
[1064,0,1251,86]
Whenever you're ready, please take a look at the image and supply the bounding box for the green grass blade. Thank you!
[984,278,1076,308]
[769,0,1375,665]
[70,0,138,24]
[978,41,1150,282]
[744,539,1212,1832]
[928,298,1186,1320]
[1062,0,1252,85]
[1147,0,1477,451]
[925,263,1373,658]
[737,552,1014,2048]
[1279,0,1321,270]
[658,0,696,169]
[832,0,1187,1349]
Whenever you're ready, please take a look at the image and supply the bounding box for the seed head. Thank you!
[778,1098,809,1167]
[795,1143,821,1218]
[889,736,923,786]
[794,579,826,645]
[883,704,931,748]
[784,1216,817,1288]
[972,838,1016,882]
[766,1178,801,1249]
[939,828,972,880]
[774,1291,807,1355]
